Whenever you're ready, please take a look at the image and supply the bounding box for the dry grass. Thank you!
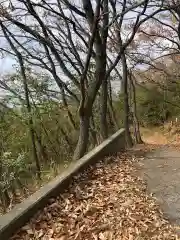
[0,162,70,216]
[12,150,179,240]
[141,125,180,150]
[141,127,169,145]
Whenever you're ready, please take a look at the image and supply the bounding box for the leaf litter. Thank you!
[11,149,179,240]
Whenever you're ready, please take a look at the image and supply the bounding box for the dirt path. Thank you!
[137,146,180,225]
[135,127,180,228]
[127,127,180,236]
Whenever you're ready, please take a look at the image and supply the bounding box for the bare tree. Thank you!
[0,0,169,159]
[1,23,41,178]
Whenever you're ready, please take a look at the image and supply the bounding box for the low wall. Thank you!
[0,128,125,239]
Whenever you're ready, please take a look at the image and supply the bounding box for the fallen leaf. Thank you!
[11,151,179,240]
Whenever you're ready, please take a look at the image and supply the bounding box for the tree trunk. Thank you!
[100,78,108,140]
[107,105,115,133]
[61,87,77,129]
[21,68,41,179]
[1,190,11,213]
[29,126,41,178]
[73,114,90,160]
[35,132,49,162]
[59,126,73,151]
[90,115,98,146]
[121,52,133,147]
[99,0,108,140]
[130,73,143,144]
[107,95,119,130]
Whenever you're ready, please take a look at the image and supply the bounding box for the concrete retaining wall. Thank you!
[0,128,125,239]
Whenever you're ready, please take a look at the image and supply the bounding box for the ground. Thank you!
[136,146,180,225]
[10,127,180,239]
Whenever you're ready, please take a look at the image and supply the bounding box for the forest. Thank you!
[0,0,180,213]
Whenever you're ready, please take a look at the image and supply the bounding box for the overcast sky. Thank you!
[0,0,177,95]
[0,57,16,75]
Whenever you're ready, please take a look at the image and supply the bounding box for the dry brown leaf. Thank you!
[99,231,113,240]
[11,150,180,240]
[21,225,31,231]
[58,235,67,240]
[84,204,100,216]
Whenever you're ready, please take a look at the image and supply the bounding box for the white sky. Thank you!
[0,0,177,94]
[0,57,16,74]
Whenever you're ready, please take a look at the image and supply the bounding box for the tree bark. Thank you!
[129,73,143,144]
[107,95,119,130]
[59,126,73,151]
[90,114,98,146]
[100,69,108,140]
[73,113,90,160]
[35,132,49,162]
[20,62,41,179]
[121,52,133,147]
[99,0,109,140]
